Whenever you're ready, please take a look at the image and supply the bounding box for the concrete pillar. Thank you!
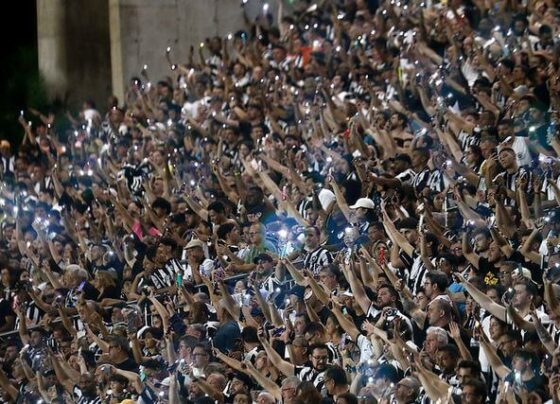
[37,0,268,110]
[37,0,111,109]
[37,0,68,101]
[108,0,263,103]
[109,0,125,104]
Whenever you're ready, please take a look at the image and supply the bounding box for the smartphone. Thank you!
[271,327,286,337]
[77,280,86,293]
[127,310,140,333]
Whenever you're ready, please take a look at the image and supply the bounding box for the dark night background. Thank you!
[0,1,47,148]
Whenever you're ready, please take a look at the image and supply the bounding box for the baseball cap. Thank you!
[396,217,418,230]
[349,197,375,210]
[253,253,273,264]
[185,239,204,249]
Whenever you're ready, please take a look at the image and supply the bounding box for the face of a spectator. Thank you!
[461,385,484,404]
[230,377,247,395]
[498,265,513,287]
[498,150,515,170]
[487,242,503,263]
[281,382,297,403]
[192,347,209,368]
[233,393,250,404]
[0,268,10,286]
[498,123,513,139]
[512,284,532,309]
[208,208,224,224]
[498,334,518,356]
[319,270,337,289]
[78,373,97,396]
[489,317,505,340]
[4,345,17,362]
[377,286,395,308]
[400,228,418,245]
[304,228,320,250]
[427,302,446,326]
[309,347,329,371]
[473,233,489,253]
[456,367,475,385]
[186,246,205,263]
[423,279,437,299]
[436,350,457,373]
[156,243,171,262]
[247,224,262,245]
[424,332,441,354]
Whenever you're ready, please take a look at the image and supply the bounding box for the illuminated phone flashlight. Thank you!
[166,46,172,53]
[20,110,24,116]
[143,64,148,70]
[278,229,288,240]
[227,33,233,40]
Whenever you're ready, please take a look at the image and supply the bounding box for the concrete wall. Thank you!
[37,0,112,109]
[109,0,260,103]
[38,0,271,109]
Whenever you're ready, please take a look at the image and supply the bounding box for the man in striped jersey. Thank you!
[301,226,334,276]
[260,338,331,389]
[303,322,342,366]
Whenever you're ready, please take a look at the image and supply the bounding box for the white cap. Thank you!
[349,197,375,210]
[185,238,204,249]
[318,189,336,211]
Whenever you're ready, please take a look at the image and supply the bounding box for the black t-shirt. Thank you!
[114,356,139,372]
[505,371,546,393]
[0,298,14,328]
[477,257,499,286]
[508,250,544,283]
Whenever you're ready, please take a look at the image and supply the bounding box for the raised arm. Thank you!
[456,273,506,321]
[259,336,295,377]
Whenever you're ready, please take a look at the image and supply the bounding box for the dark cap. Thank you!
[394,153,412,165]
[396,217,418,230]
[253,253,273,264]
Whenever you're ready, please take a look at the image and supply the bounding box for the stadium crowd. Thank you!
[1,0,560,402]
